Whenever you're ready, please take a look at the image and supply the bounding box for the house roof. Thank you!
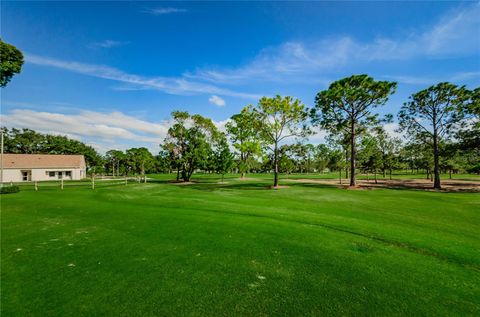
[1,154,86,169]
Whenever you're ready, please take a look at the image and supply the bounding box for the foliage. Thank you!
[251,95,311,187]
[398,82,472,189]
[312,74,396,186]
[105,150,126,176]
[125,147,155,175]
[225,106,261,178]
[212,133,235,182]
[0,39,24,87]
[0,185,20,194]
[161,111,220,181]
[1,128,104,170]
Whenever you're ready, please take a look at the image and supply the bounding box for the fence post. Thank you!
[144,175,147,183]
[35,181,38,191]
[61,179,64,190]
[92,174,95,190]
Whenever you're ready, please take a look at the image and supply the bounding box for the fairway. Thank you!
[1,175,479,316]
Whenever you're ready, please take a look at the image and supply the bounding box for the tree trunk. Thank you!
[181,165,188,181]
[339,169,342,185]
[345,149,349,180]
[273,142,279,187]
[374,169,377,184]
[449,169,452,179]
[350,122,356,186]
[433,134,441,189]
[389,169,392,180]
[176,168,180,181]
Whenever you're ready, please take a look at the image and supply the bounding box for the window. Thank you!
[49,171,55,177]
[66,171,72,177]
[58,171,63,179]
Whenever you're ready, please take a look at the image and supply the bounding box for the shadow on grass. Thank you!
[172,180,339,192]
[178,182,272,191]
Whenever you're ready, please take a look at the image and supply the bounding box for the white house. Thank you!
[1,154,86,182]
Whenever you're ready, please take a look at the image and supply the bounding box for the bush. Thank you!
[0,185,20,194]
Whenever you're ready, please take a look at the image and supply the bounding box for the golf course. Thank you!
[2,174,479,316]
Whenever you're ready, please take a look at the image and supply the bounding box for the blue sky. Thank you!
[1,1,479,153]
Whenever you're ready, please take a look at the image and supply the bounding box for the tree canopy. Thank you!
[398,82,472,189]
[252,95,311,187]
[162,111,220,182]
[312,74,397,186]
[225,106,261,178]
[2,128,103,170]
[0,39,24,87]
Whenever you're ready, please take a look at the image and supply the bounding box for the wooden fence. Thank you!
[8,175,149,191]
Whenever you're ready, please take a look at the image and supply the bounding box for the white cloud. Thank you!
[145,7,187,15]
[0,109,170,153]
[187,3,480,85]
[0,108,236,153]
[383,123,406,140]
[307,127,328,145]
[26,54,261,99]
[209,95,226,107]
[89,40,129,48]
[384,71,480,86]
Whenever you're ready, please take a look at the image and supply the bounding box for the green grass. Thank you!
[2,174,480,316]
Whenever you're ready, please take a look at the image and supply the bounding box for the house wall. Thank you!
[3,169,23,182]
[2,168,86,182]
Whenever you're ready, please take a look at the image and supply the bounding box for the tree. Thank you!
[155,150,173,174]
[456,87,480,152]
[398,83,471,189]
[288,143,315,173]
[106,150,125,176]
[162,111,219,182]
[312,74,396,186]
[327,148,346,184]
[2,127,104,170]
[277,145,296,177]
[125,148,154,176]
[314,144,330,173]
[252,95,311,187]
[213,133,234,183]
[0,39,24,87]
[226,107,261,179]
[3,128,45,153]
[358,135,382,183]
[326,133,351,180]
[373,126,402,179]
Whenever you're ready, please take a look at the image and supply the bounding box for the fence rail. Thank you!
[5,176,149,191]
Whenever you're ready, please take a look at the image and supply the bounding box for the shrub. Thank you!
[0,185,20,194]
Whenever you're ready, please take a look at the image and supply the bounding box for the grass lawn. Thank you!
[2,174,480,316]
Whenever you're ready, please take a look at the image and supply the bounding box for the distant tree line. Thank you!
[2,58,478,188]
